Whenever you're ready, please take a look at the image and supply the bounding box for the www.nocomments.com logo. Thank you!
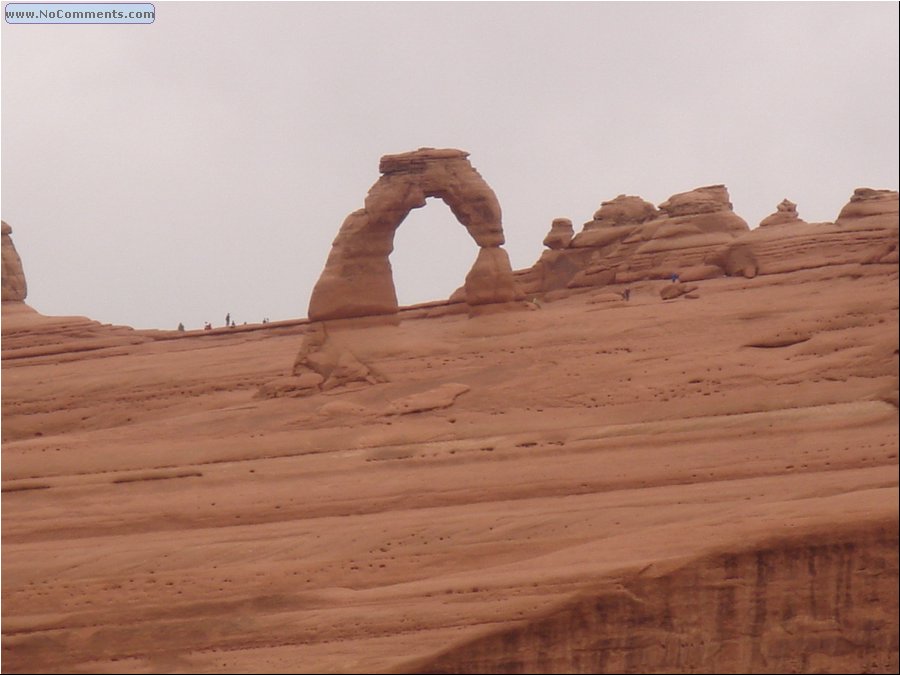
[5,3,154,24]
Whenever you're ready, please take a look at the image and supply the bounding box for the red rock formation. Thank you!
[2,222,149,363]
[542,218,574,250]
[518,185,749,295]
[2,220,27,302]
[308,148,520,321]
[710,188,899,279]
[759,199,806,228]
[836,187,899,226]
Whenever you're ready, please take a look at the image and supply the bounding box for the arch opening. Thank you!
[391,198,481,307]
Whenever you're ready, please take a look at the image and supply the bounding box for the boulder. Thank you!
[464,247,523,306]
[543,218,574,250]
[585,195,658,229]
[660,281,699,300]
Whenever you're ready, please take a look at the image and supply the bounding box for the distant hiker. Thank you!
[225,312,231,326]
[177,322,185,332]
[230,320,236,328]
[622,288,631,301]
[670,273,680,283]
[204,322,212,331]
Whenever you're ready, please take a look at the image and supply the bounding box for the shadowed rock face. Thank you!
[308,148,519,321]
[2,220,27,302]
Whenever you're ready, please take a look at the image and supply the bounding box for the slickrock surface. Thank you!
[2,221,27,302]
[3,253,898,673]
[309,149,520,321]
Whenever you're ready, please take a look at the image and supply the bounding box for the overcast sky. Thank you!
[2,1,898,330]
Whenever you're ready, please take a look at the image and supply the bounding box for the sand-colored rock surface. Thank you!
[2,221,27,302]
[308,148,520,321]
[3,245,898,672]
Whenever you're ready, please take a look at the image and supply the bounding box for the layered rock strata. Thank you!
[515,186,898,296]
[516,185,749,294]
[711,188,899,279]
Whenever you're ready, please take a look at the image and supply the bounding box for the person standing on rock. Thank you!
[225,312,231,327]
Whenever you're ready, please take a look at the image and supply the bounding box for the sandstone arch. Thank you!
[308,148,521,321]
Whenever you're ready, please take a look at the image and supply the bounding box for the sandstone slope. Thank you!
[3,255,898,673]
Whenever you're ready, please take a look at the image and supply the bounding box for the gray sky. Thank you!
[2,1,898,330]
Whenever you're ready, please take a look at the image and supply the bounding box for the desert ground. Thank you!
[2,257,898,673]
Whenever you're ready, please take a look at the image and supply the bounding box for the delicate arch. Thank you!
[308,148,520,321]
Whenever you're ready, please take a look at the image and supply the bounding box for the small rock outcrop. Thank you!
[292,324,385,391]
[2,221,27,302]
[835,188,899,227]
[385,383,470,415]
[660,281,699,300]
[542,218,574,250]
[759,199,806,228]
[464,247,522,305]
[308,148,521,321]
[569,195,659,249]
[257,324,385,399]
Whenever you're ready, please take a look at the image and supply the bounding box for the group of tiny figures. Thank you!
[176,313,271,332]
[175,275,683,331]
